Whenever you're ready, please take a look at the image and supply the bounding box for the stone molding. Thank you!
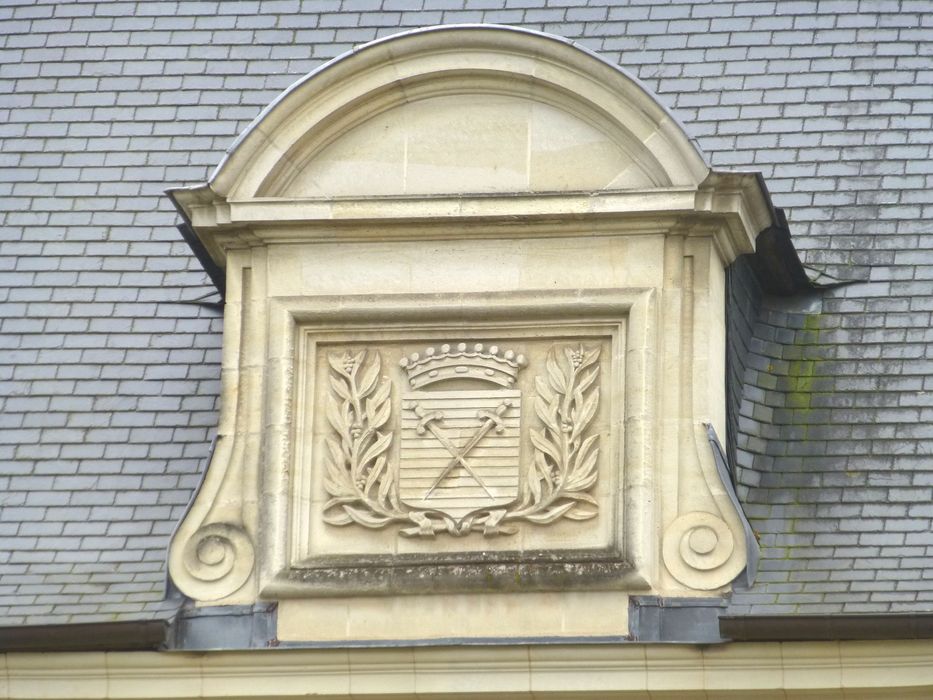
[262,289,649,598]
[173,185,770,269]
[3,641,933,698]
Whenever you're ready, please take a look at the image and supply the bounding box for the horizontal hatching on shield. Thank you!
[400,390,521,520]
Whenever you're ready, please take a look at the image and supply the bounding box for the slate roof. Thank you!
[1,0,931,626]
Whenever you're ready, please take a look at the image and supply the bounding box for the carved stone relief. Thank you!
[165,27,769,614]
[320,341,602,539]
[281,306,629,595]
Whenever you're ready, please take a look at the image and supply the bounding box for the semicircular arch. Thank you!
[210,25,711,201]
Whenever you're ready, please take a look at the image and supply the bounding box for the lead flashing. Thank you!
[629,596,728,644]
[0,620,167,652]
[721,614,933,641]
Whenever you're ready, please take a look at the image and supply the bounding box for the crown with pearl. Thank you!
[400,343,527,389]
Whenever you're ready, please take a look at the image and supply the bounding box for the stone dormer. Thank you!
[168,25,775,643]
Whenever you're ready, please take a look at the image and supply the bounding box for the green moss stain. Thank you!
[785,314,822,416]
[786,359,816,407]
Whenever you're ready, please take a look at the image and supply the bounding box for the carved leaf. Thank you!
[377,457,395,506]
[524,501,575,524]
[562,491,598,506]
[325,393,348,436]
[323,496,361,511]
[388,482,402,511]
[572,386,584,413]
[579,345,600,370]
[571,434,599,476]
[518,462,534,508]
[322,508,353,526]
[350,350,366,376]
[343,401,355,432]
[527,451,545,504]
[323,474,346,498]
[365,383,391,430]
[343,505,393,528]
[563,507,598,521]
[566,451,598,492]
[340,435,353,461]
[369,378,391,411]
[359,430,392,469]
[364,454,387,497]
[535,450,554,500]
[534,375,554,404]
[546,351,566,393]
[324,437,352,495]
[570,387,599,443]
[575,367,599,395]
[563,345,578,372]
[578,442,599,478]
[325,436,345,468]
[530,428,561,467]
[329,375,351,401]
[547,395,561,431]
[357,352,381,397]
[534,395,558,433]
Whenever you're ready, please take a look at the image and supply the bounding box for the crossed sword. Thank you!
[410,400,512,500]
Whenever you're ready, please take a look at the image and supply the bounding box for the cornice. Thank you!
[169,185,767,269]
[3,641,932,698]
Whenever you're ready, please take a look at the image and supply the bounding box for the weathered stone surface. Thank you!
[166,27,763,640]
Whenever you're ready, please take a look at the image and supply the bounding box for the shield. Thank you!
[399,389,521,522]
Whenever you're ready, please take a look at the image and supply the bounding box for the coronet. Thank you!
[399,342,527,389]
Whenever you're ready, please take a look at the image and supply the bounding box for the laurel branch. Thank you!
[505,344,600,526]
[320,349,404,529]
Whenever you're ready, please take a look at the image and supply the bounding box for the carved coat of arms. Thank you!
[321,342,601,537]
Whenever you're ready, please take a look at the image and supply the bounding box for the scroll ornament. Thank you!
[662,511,737,590]
[321,344,601,537]
[177,521,255,601]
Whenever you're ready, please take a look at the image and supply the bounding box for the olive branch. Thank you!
[321,349,407,529]
[507,344,600,525]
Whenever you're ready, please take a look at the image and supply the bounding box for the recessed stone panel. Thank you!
[287,322,624,593]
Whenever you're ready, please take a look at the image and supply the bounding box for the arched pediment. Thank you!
[170,25,775,269]
[209,25,710,200]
